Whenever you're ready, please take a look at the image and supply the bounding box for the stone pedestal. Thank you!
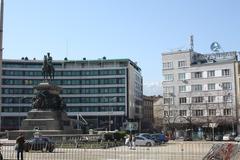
[21,110,74,131]
[8,82,80,140]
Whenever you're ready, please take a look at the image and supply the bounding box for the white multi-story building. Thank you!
[162,50,239,135]
[0,57,143,131]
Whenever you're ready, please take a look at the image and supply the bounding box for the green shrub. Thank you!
[103,131,127,141]
[113,131,127,141]
[104,132,114,141]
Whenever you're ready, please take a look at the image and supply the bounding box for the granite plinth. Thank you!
[21,110,74,131]
[8,81,82,140]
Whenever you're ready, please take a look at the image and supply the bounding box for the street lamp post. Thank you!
[18,97,27,130]
[108,109,111,132]
[18,98,21,129]
[104,97,117,131]
[108,97,117,131]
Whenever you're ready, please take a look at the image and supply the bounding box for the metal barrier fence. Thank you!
[1,141,240,160]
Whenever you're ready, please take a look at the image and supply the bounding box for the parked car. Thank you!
[134,136,155,147]
[24,137,55,152]
[151,133,168,143]
[223,134,235,141]
[205,135,213,141]
[214,134,223,141]
[183,135,192,141]
[136,133,154,140]
[234,135,240,142]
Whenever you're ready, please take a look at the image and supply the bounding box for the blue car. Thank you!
[151,133,168,143]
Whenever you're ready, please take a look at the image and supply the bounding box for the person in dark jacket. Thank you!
[16,133,25,160]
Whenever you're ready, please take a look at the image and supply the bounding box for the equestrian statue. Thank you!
[42,52,55,81]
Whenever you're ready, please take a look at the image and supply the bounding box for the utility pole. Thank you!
[0,0,3,59]
[0,0,4,131]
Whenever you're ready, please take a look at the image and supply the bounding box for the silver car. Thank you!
[234,135,240,142]
[223,134,235,141]
[135,136,155,147]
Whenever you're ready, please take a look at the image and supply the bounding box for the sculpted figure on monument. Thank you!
[32,90,65,111]
[59,97,66,110]
[32,94,45,109]
[42,52,55,81]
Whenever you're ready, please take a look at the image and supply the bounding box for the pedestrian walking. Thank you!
[132,135,136,150]
[128,133,133,149]
[16,133,25,160]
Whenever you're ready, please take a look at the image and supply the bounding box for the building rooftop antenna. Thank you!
[190,35,194,52]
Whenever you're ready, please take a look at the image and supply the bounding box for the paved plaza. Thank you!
[0,141,220,160]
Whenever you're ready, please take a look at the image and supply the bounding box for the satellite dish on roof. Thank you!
[210,42,221,52]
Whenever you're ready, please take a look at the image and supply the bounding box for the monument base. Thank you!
[21,109,75,131]
[7,129,83,140]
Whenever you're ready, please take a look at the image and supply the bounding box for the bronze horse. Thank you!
[42,55,55,81]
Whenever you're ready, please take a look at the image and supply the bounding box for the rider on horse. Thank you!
[42,52,55,81]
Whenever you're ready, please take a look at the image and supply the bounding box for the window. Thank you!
[118,78,125,84]
[207,70,215,77]
[192,97,203,103]
[193,110,203,116]
[178,73,186,80]
[179,110,187,116]
[169,111,173,117]
[191,85,202,91]
[179,97,187,104]
[118,69,125,75]
[208,83,215,90]
[222,82,232,90]
[191,72,202,78]
[163,86,174,94]
[223,109,231,116]
[118,97,125,103]
[222,69,230,76]
[179,86,186,92]
[136,137,144,140]
[163,62,173,69]
[164,111,168,117]
[223,94,231,102]
[164,98,173,105]
[208,109,216,116]
[164,74,174,81]
[178,61,187,68]
[208,96,215,103]
[63,71,72,76]
[118,87,125,93]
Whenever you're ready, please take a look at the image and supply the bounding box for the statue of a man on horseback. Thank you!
[42,52,55,81]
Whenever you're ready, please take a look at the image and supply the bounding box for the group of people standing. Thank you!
[125,133,136,150]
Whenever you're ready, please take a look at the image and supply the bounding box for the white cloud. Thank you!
[143,81,162,96]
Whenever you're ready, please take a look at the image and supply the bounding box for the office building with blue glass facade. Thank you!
[0,58,143,131]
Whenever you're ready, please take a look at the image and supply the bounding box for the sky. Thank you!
[3,0,240,95]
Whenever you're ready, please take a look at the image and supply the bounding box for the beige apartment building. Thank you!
[162,50,240,136]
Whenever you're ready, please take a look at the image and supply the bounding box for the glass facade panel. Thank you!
[118,69,125,75]
[55,71,62,76]
[63,71,73,76]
